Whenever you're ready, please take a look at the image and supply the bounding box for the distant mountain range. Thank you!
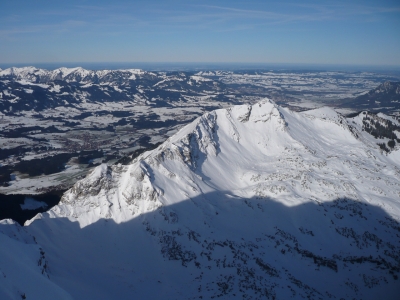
[0,66,399,196]
[0,67,265,195]
[1,67,399,115]
[0,67,237,113]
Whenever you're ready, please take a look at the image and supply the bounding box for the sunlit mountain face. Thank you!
[1,0,400,298]
[1,100,399,299]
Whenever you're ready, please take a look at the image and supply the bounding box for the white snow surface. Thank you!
[0,220,72,299]
[1,99,400,299]
[189,75,212,82]
[48,100,400,226]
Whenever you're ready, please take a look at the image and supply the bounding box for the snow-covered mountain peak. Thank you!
[0,66,46,79]
[0,66,151,84]
[122,68,145,74]
[301,106,341,120]
[3,99,400,298]
[31,99,400,229]
[53,66,88,76]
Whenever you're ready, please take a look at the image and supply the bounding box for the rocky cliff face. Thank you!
[2,99,400,299]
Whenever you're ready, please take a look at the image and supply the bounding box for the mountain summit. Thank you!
[1,99,400,299]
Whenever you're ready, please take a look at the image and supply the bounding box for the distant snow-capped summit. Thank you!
[0,66,225,114]
[0,66,148,83]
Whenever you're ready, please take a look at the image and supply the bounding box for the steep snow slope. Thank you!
[2,99,400,299]
[43,100,400,225]
[0,219,72,300]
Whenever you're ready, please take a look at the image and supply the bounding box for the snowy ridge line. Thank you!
[1,99,400,299]
[0,66,148,83]
[27,98,400,227]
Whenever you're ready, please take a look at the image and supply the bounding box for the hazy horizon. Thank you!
[1,1,399,66]
[2,62,400,73]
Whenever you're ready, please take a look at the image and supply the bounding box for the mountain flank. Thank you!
[0,100,399,299]
[342,81,400,113]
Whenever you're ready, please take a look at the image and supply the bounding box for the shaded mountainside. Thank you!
[342,81,400,113]
[2,197,399,299]
[1,100,400,299]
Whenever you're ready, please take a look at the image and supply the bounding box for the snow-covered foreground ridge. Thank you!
[2,99,400,299]
[45,99,400,225]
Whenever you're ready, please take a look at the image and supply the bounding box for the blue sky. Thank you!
[1,0,399,66]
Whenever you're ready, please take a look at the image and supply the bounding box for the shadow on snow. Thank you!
[24,193,400,299]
